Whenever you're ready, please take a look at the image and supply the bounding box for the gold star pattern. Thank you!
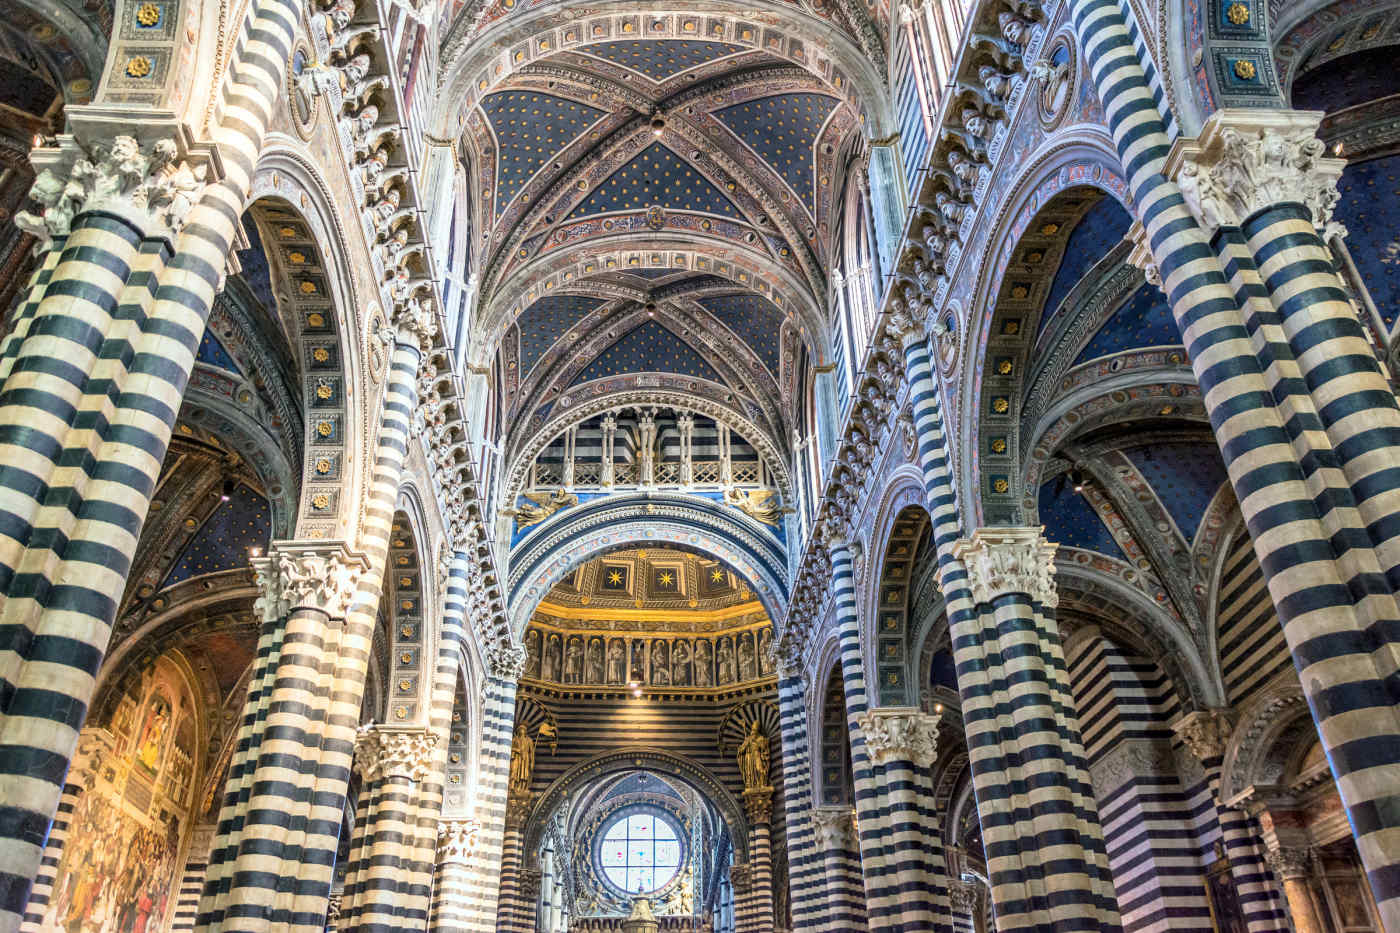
[608,570,623,584]
[482,91,605,216]
[658,571,674,586]
[711,569,724,582]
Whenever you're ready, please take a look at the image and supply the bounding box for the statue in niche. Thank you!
[757,628,774,675]
[508,724,535,798]
[652,640,671,686]
[630,640,647,684]
[694,640,713,686]
[586,638,605,684]
[738,632,757,681]
[564,637,583,684]
[607,639,626,684]
[542,634,561,682]
[524,629,541,679]
[737,720,771,790]
[717,637,736,685]
[672,640,691,686]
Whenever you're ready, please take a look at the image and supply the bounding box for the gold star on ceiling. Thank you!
[608,570,623,585]
[710,569,724,582]
[658,571,674,586]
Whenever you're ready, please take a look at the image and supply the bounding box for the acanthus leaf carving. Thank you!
[952,526,1057,607]
[856,707,941,768]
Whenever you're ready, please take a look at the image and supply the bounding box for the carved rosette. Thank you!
[742,786,774,825]
[1265,845,1312,881]
[354,726,437,783]
[16,132,215,249]
[810,807,857,851]
[1173,709,1233,764]
[857,707,941,769]
[953,527,1058,608]
[1172,110,1346,238]
[729,863,752,893]
[275,542,368,617]
[438,818,481,865]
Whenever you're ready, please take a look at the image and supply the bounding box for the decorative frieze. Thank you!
[953,526,1058,607]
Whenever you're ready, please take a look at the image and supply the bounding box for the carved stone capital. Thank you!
[354,726,437,783]
[742,786,774,825]
[273,541,368,617]
[16,127,217,250]
[729,863,752,893]
[1169,109,1346,238]
[438,818,481,865]
[487,640,529,681]
[505,794,533,829]
[952,527,1057,607]
[1265,845,1312,881]
[857,707,941,768]
[1173,708,1233,764]
[518,867,542,901]
[819,520,851,559]
[947,879,980,912]
[250,555,285,623]
[810,807,857,851]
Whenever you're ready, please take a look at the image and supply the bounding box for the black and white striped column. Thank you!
[738,788,775,932]
[429,819,480,933]
[775,671,825,932]
[810,807,867,932]
[1070,0,1400,923]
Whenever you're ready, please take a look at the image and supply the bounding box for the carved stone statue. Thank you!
[737,720,771,790]
[652,640,671,685]
[694,640,713,686]
[738,633,757,681]
[717,638,736,684]
[672,639,691,686]
[524,629,540,678]
[564,637,583,684]
[607,639,626,684]
[586,637,604,684]
[508,724,535,798]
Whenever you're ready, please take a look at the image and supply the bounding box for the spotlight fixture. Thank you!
[248,546,262,558]
[1068,468,1086,494]
[650,110,666,136]
[645,301,657,317]
[221,477,236,502]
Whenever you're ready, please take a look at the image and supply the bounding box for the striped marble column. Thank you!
[951,528,1121,932]
[495,802,535,933]
[855,707,951,933]
[826,533,899,928]
[810,807,867,932]
[0,0,304,911]
[775,671,826,931]
[945,880,980,933]
[429,819,480,933]
[196,542,369,933]
[738,788,776,932]
[1070,0,1400,923]
[1173,710,1289,933]
[459,671,522,932]
[729,863,754,932]
[340,727,437,933]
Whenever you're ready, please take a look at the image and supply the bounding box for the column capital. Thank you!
[729,862,752,893]
[857,706,941,768]
[947,879,980,912]
[952,526,1057,607]
[742,786,775,825]
[518,867,542,902]
[1168,108,1346,238]
[810,807,857,851]
[353,726,437,783]
[1265,845,1313,881]
[437,818,481,865]
[268,541,369,617]
[16,123,219,249]
[486,640,529,681]
[1172,708,1233,764]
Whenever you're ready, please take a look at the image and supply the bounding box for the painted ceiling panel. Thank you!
[570,321,725,387]
[484,91,606,216]
[1037,196,1132,337]
[714,93,839,212]
[1073,283,1181,364]
[1124,443,1227,543]
[580,39,744,81]
[163,484,272,588]
[517,294,607,374]
[1335,154,1400,330]
[1037,480,1127,562]
[697,293,783,373]
[237,217,277,314]
[196,330,243,375]
[569,143,744,221]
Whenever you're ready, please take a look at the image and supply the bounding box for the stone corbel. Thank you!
[1168,109,1346,239]
[952,526,1058,607]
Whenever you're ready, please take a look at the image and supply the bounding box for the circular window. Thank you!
[596,810,684,895]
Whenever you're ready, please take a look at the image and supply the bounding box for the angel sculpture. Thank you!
[514,489,578,528]
[725,487,781,526]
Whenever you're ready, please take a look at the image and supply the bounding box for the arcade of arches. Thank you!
[4,0,1400,928]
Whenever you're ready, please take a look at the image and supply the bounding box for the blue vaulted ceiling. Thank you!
[581,39,744,81]
[697,293,784,374]
[570,321,725,388]
[569,144,743,221]
[715,93,839,213]
[1037,196,1132,337]
[1037,480,1127,562]
[1124,443,1227,543]
[163,484,272,588]
[517,295,607,374]
[1074,283,1181,364]
[484,91,606,216]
